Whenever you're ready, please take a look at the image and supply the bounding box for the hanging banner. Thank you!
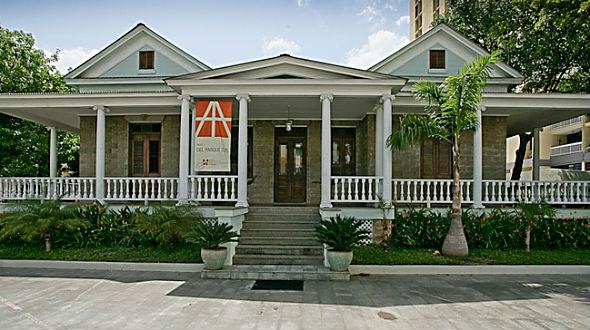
[194,100,232,172]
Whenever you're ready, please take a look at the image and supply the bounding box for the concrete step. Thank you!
[233,254,324,265]
[238,236,320,246]
[200,265,350,281]
[236,245,323,256]
[245,214,320,222]
[248,207,319,215]
[240,228,316,238]
[242,220,317,230]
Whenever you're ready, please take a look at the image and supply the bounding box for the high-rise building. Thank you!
[410,0,446,40]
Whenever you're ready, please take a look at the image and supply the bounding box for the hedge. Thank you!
[391,208,590,250]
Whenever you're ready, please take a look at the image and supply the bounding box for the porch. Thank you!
[2,176,589,206]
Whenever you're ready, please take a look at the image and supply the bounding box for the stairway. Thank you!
[233,206,324,266]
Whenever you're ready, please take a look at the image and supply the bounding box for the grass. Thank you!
[0,243,202,263]
[0,243,588,265]
[352,245,590,265]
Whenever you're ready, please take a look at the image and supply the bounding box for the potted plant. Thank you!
[314,215,370,271]
[185,222,239,270]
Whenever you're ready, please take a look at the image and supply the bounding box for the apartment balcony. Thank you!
[551,116,584,130]
[550,141,583,157]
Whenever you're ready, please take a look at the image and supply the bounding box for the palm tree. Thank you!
[387,51,501,257]
[0,199,88,252]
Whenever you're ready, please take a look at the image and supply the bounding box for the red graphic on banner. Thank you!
[195,101,232,138]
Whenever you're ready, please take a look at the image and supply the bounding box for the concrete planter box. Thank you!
[201,247,228,270]
[326,250,353,272]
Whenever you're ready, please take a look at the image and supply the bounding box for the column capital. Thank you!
[320,94,333,102]
[178,94,192,102]
[478,105,486,112]
[380,94,395,103]
[92,105,109,112]
[46,126,57,132]
[236,94,251,102]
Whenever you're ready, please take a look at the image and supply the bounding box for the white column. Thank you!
[93,105,107,202]
[235,94,250,208]
[472,106,484,209]
[374,104,383,177]
[381,95,393,205]
[177,95,191,204]
[190,102,196,175]
[532,127,540,181]
[320,94,333,208]
[48,127,57,178]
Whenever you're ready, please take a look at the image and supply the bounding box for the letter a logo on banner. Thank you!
[194,101,232,171]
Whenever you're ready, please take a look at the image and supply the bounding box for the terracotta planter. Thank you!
[326,250,353,272]
[201,247,227,270]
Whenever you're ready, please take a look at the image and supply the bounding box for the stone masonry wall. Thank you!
[78,115,180,177]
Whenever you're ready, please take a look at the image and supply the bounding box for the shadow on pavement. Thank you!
[1,267,589,308]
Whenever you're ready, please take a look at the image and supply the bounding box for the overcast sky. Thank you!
[0,0,411,73]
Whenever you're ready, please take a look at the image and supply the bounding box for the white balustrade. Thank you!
[104,177,178,201]
[392,179,590,206]
[331,176,382,203]
[188,175,238,201]
[0,177,95,201]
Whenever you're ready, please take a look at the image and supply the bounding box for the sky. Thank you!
[0,0,411,74]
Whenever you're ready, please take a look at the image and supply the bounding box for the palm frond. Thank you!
[387,114,450,150]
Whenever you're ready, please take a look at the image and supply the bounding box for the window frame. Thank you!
[129,123,162,177]
[138,50,155,70]
[429,49,446,70]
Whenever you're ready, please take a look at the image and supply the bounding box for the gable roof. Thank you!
[167,54,403,81]
[64,23,210,80]
[369,23,523,79]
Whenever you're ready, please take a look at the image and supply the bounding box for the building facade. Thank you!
[0,23,588,211]
[410,0,446,40]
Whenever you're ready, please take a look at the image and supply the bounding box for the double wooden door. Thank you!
[274,127,306,203]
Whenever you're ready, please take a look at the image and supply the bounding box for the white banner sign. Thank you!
[194,101,232,172]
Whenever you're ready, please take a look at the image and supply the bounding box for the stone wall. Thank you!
[390,115,507,180]
[79,115,180,177]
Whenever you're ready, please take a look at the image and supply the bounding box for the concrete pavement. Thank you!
[0,267,588,330]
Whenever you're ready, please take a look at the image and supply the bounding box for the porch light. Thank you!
[286,105,293,131]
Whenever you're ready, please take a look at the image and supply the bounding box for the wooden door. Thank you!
[421,139,452,179]
[331,128,356,176]
[274,127,306,203]
[131,133,161,177]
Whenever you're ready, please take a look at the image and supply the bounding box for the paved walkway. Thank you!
[0,268,588,329]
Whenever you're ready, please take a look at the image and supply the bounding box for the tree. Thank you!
[387,51,501,257]
[435,0,590,93]
[435,0,590,181]
[0,25,79,177]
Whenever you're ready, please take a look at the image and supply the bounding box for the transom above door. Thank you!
[274,127,306,204]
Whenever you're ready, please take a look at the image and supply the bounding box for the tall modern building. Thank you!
[410,0,446,40]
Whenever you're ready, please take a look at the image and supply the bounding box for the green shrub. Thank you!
[134,205,201,250]
[392,207,590,250]
[185,222,239,249]
[315,215,371,251]
[0,199,89,252]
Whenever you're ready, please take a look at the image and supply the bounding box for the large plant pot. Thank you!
[201,247,227,270]
[326,250,353,272]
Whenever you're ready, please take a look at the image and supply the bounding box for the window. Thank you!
[139,51,154,70]
[429,49,445,69]
[414,0,423,38]
[433,0,440,20]
[331,128,356,176]
[130,123,161,176]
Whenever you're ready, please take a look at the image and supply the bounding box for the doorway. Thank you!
[274,127,306,204]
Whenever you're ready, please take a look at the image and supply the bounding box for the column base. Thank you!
[176,199,188,206]
[235,201,249,208]
[471,203,485,210]
[319,202,333,209]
